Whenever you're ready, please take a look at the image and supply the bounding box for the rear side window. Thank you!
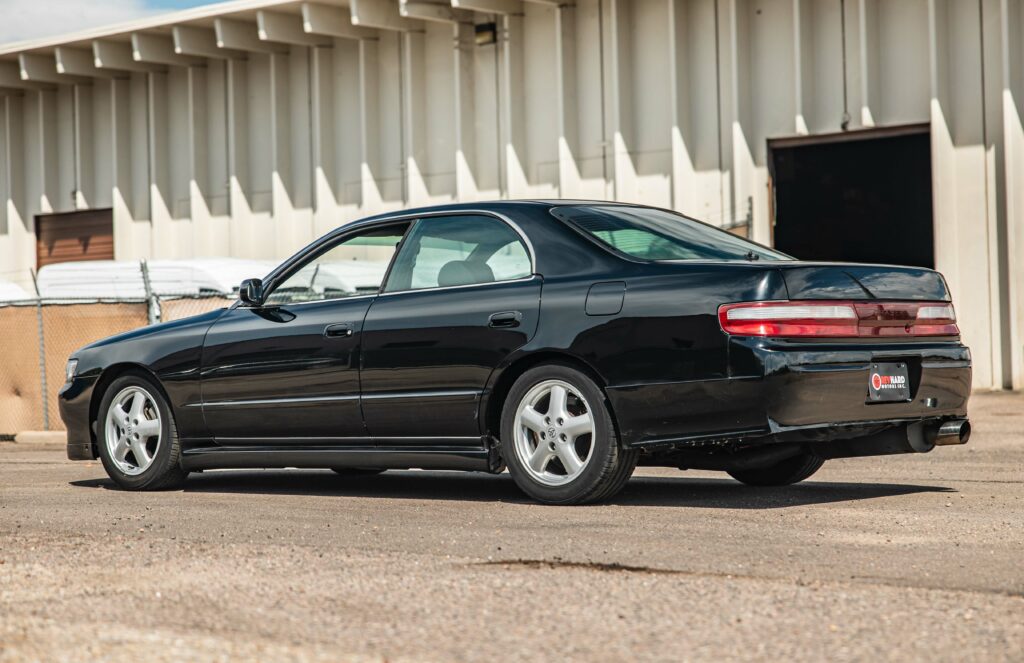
[384,215,532,292]
[551,205,791,262]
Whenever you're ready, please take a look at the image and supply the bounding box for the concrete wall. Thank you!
[0,0,1021,389]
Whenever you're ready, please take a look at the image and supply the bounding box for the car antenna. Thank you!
[744,250,760,261]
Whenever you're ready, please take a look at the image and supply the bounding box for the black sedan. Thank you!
[59,201,972,504]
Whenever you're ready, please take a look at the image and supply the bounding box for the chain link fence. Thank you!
[0,263,237,436]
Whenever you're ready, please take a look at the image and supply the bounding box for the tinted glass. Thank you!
[552,205,791,262]
[384,215,532,292]
[264,225,408,305]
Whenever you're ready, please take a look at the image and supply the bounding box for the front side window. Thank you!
[384,215,532,292]
[551,205,791,262]
[263,224,409,305]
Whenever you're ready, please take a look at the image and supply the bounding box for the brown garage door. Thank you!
[35,209,114,268]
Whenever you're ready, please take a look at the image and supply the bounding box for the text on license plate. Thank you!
[867,362,911,403]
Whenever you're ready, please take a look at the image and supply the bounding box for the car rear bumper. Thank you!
[58,375,98,460]
[753,338,970,429]
[607,338,971,448]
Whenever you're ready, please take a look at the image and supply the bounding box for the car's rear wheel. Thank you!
[501,364,637,505]
[96,373,187,491]
[727,452,824,486]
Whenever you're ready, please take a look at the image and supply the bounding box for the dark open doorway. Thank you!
[768,125,933,268]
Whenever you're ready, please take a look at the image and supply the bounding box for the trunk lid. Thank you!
[775,263,950,301]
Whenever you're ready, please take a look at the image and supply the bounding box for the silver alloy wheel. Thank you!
[513,379,595,486]
[104,386,162,476]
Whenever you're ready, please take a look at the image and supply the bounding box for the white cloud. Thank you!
[0,0,158,47]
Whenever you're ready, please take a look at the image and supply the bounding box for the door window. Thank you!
[264,224,409,306]
[384,215,532,292]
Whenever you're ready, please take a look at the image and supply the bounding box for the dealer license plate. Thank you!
[867,362,911,403]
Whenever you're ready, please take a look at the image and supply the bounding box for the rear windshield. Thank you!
[551,205,791,262]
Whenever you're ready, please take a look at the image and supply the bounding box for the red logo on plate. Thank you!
[871,373,882,390]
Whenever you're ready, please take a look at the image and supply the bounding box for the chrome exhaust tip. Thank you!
[930,419,971,446]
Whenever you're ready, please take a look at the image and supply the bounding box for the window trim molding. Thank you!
[376,273,541,299]
[236,210,538,310]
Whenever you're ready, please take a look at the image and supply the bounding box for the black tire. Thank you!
[500,364,637,505]
[95,372,188,491]
[727,452,824,486]
[330,468,386,476]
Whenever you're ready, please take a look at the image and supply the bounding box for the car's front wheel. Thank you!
[96,372,187,490]
[501,364,637,505]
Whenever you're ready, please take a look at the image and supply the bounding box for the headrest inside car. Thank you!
[437,260,494,287]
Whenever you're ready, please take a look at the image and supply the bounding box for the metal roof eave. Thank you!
[0,0,334,58]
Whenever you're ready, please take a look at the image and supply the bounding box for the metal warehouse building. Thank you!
[0,0,1022,390]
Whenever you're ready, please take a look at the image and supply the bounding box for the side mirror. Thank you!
[239,278,264,307]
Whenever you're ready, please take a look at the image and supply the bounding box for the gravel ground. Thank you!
[2,392,1022,662]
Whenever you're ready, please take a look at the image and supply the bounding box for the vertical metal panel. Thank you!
[1001,0,1024,388]
[204,59,230,217]
[91,79,113,209]
[128,73,150,224]
[0,98,8,238]
[56,85,75,212]
[333,37,363,215]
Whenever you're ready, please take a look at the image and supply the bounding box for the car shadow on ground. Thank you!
[71,470,955,509]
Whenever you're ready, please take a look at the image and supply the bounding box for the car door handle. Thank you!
[324,323,355,338]
[488,311,522,328]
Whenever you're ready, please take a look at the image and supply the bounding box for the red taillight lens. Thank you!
[717,302,859,337]
[718,301,959,338]
[854,302,958,337]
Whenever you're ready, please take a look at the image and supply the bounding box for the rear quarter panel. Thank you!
[549,265,789,385]
[495,259,791,444]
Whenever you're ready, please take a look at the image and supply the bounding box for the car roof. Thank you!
[267,200,607,287]
[357,199,640,224]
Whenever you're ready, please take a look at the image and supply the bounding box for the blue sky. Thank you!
[0,0,224,46]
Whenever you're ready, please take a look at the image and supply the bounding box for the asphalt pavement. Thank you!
[1,392,1022,662]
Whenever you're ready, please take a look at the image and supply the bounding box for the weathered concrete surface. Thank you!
[1,392,1022,662]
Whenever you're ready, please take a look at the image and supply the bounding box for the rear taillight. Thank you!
[718,301,959,338]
